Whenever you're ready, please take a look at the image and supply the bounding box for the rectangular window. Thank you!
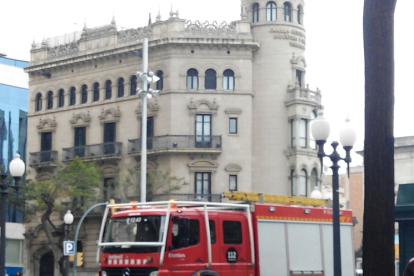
[41,132,52,162]
[296,70,303,88]
[299,119,307,148]
[104,122,116,154]
[195,114,211,148]
[223,221,242,244]
[229,175,237,191]
[171,218,200,250]
[229,118,237,134]
[195,172,211,200]
[291,119,295,148]
[74,127,86,157]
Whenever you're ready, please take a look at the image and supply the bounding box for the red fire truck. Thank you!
[97,192,355,276]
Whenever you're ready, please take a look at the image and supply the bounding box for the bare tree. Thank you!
[363,1,397,275]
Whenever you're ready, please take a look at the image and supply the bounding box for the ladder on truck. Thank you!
[222,191,328,207]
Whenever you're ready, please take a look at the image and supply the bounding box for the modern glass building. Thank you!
[0,53,28,276]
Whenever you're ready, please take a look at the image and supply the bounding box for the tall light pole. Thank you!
[311,110,356,276]
[136,37,160,203]
[64,210,74,276]
[0,154,25,276]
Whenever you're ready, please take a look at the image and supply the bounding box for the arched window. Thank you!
[93,82,100,102]
[156,70,164,90]
[223,69,235,90]
[205,69,217,90]
[47,91,53,110]
[81,85,88,104]
[186,69,199,90]
[252,3,259,23]
[117,78,124,98]
[298,5,303,24]
[299,169,307,197]
[58,89,65,108]
[130,75,137,95]
[310,110,317,149]
[35,93,42,111]
[299,118,307,148]
[310,168,318,192]
[266,2,277,21]
[284,2,292,22]
[105,80,112,100]
[291,170,296,196]
[69,87,76,106]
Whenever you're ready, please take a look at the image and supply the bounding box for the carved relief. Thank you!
[188,159,218,172]
[136,101,159,118]
[37,117,57,132]
[185,20,236,36]
[188,98,219,115]
[225,164,242,173]
[99,107,121,122]
[70,112,91,126]
[48,42,79,58]
[117,26,153,44]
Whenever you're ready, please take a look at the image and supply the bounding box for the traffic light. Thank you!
[76,252,84,267]
[69,255,74,262]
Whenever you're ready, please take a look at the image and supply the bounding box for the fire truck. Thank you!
[97,192,356,276]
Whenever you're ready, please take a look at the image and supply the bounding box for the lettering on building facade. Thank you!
[270,29,306,49]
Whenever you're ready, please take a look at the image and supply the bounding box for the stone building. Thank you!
[23,0,322,275]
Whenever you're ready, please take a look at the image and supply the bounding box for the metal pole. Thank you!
[140,37,149,203]
[330,142,342,276]
[72,202,107,276]
[0,174,8,276]
[65,225,70,276]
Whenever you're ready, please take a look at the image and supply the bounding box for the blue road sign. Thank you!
[64,241,75,256]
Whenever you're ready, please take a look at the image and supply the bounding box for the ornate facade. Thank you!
[24,1,322,275]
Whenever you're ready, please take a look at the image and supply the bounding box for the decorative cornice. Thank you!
[99,107,121,122]
[118,26,153,44]
[185,20,236,36]
[188,98,219,115]
[225,108,242,115]
[70,111,91,125]
[37,117,57,131]
[48,42,79,58]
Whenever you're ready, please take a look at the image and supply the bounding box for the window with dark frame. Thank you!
[93,82,100,101]
[310,168,318,192]
[291,170,296,196]
[266,2,277,21]
[156,70,164,90]
[223,221,242,244]
[284,2,292,22]
[195,114,211,148]
[229,175,237,191]
[74,127,86,158]
[299,118,307,148]
[299,169,307,197]
[58,89,65,108]
[229,118,237,134]
[35,93,42,111]
[69,87,76,106]
[296,70,303,88]
[105,80,112,100]
[130,75,137,95]
[187,69,199,89]
[205,69,217,90]
[223,69,235,90]
[195,172,211,200]
[47,91,53,110]
[118,78,124,98]
[209,220,216,244]
[291,119,295,148]
[81,85,88,104]
[252,3,259,23]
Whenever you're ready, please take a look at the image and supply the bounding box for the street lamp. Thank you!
[136,37,161,203]
[0,154,25,276]
[311,110,356,276]
[64,210,74,276]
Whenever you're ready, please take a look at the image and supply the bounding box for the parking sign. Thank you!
[64,241,75,256]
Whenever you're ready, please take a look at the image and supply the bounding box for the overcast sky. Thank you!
[1,0,412,167]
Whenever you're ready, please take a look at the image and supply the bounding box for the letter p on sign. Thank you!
[64,241,75,256]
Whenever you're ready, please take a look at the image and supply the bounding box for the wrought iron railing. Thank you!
[29,150,58,166]
[128,135,222,154]
[62,142,122,162]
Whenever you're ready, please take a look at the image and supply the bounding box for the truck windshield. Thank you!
[102,215,166,253]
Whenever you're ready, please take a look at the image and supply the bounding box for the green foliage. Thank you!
[20,156,102,219]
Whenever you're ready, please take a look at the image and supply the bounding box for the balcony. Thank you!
[29,150,58,168]
[128,135,222,156]
[286,85,322,106]
[62,142,122,162]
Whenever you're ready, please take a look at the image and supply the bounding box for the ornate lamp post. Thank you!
[136,37,160,203]
[64,210,74,276]
[0,154,25,276]
[311,110,356,276]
